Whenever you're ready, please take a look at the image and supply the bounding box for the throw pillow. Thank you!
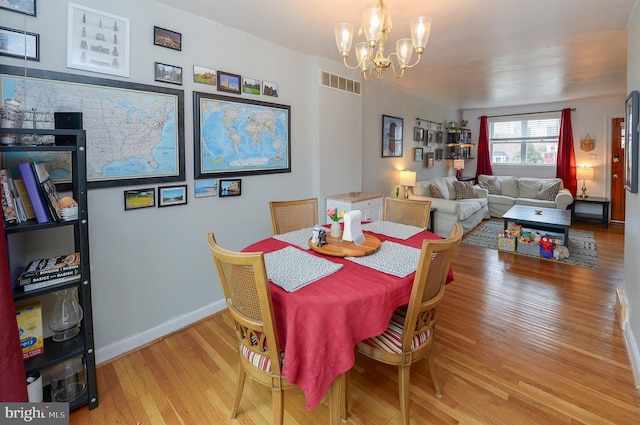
[479,177,501,194]
[536,181,561,201]
[429,184,445,199]
[453,181,477,199]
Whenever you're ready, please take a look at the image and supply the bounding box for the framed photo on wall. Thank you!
[1,0,36,16]
[158,184,187,207]
[124,188,155,210]
[625,90,639,193]
[153,26,181,51]
[220,179,242,197]
[413,127,424,142]
[0,27,39,61]
[217,71,241,94]
[382,115,403,157]
[414,147,423,162]
[426,152,435,168]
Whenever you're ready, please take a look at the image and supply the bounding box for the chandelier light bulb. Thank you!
[334,23,354,55]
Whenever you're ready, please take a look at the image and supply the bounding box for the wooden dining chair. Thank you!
[207,232,296,424]
[354,223,463,425]
[269,198,318,235]
[383,197,432,228]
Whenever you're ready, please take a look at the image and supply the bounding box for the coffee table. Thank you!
[502,205,571,245]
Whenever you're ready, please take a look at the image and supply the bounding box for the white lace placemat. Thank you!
[272,227,314,250]
[264,246,343,292]
[346,241,421,278]
[361,221,424,240]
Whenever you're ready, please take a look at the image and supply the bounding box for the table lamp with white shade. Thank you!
[453,159,465,179]
[399,170,416,198]
[576,166,594,198]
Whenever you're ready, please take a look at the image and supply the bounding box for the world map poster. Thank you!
[194,92,290,178]
[0,66,184,188]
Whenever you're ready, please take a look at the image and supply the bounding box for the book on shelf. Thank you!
[12,178,36,220]
[20,252,80,279]
[19,267,80,286]
[21,274,81,292]
[0,169,18,224]
[32,162,62,222]
[17,162,50,224]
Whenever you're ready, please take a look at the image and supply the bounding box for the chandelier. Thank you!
[334,0,431,80]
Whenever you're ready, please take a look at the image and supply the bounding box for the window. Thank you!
[489,114,561,165]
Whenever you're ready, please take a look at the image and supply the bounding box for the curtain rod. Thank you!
[479,108,576,119]
[415,117,442,127]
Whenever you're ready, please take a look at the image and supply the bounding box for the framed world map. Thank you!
[193,91,291,179]
[0,65,185,189]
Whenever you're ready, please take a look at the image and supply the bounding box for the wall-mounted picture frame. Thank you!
[0,27,39,61]
[263,80,279,97]
[155,62,182,85]
[413,127,424,142]
[219,179,242,197]
[153,26,181,51]
[67,2,130,77]
[158,184,187,207]
[435,131,444,144]
[194,179,218,198]
[414,147,423,162]
[217,70,241,94]
[382,115,403,157]
[625,90,639,193]
[193,91,291,179]
[1,0,36,16]
[124,188,155,210]
[193,65,216,85]
[426,130,435,147]
[435,148,444,161]
[242,77,261,95]
[426,152,435,168]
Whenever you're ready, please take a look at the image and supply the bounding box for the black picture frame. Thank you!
[124,188,155,210]
[154,62,183,85]
[158,184,187,207]
[153,26,182,51]
[0,27,39,61]
[193,91,291,179]
[217,71,241,94]
[435,148,443,161]
[219,179,242,197]
[0,64,185,189]
[0,0,35,16]
[625,90,639,193]
[382,115,403,157]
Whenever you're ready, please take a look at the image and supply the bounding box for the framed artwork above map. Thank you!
[193,91,291,179]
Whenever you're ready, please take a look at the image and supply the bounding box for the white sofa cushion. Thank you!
[499,176,519,197]
[458,198,487,220]
[517,178,540,198]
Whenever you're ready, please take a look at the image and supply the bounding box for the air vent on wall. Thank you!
[320,70,361,96]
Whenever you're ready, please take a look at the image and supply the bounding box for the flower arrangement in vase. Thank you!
[327,207,345,238]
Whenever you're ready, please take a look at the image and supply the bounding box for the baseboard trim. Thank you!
[622,318,640,389]
[95,299,227,365]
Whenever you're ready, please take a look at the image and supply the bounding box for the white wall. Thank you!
[624,2,640,383]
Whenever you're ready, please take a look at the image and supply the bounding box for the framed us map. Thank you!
[0,65,185,188]
[193,91,291,179]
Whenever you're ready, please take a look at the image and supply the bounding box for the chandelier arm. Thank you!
[342,56,365,71]
[387,58,405,79]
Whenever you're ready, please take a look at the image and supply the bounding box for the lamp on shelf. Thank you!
[576,166,594,198]
[453,159,465,179]
[399,170,416,199]
[334,0,432,80]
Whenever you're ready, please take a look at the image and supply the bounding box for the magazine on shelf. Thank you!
[20,252,80,279]
[0,169,18,224]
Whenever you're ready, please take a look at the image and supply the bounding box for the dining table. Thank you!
[242,221,453,424]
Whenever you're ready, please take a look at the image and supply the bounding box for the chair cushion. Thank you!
[453,181,476,199]
[536,181,561,200]
[429,184,445,199]
[360,307,431,354]
[240,344,285,372]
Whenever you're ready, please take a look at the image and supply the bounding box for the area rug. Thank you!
[462,219,599,270]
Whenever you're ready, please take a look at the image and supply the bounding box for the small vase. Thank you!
[330,221,342,238]
[49,287,83,342]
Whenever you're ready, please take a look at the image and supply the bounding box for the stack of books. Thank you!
[18,253,81,292]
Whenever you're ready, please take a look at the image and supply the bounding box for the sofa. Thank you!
[476,174,574,217]
[408,176,490,237]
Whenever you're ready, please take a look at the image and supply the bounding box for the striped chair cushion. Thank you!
[429,184,445,199]
[240,344,284,372]
[360,308,431,354]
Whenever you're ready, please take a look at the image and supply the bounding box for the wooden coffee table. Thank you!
[502,205,571,245]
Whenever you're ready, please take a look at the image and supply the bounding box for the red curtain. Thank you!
[475,115,493,179]
[556,108,577,196]
[0,220,28,402]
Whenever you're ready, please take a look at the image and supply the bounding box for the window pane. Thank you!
[526,142,555,164]
[489,114,560,165]
[491,143,520,163]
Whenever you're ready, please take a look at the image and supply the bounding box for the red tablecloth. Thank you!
[243,228,452,411]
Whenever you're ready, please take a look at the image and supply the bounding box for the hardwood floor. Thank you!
[70,220,639,424]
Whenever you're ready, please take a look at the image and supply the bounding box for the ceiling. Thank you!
[157,0,636,110]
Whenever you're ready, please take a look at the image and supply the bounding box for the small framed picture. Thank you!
[435,131,444,144]
[154,62,182,85]
[242,77,261,95]
[413,127,424,142]
[262,80,279,97]
[426,152,435,168]
[194,65,216,85]
[426,130,435,147]
[194,179,218,198]
[382,115,403,157]
[219,179,242,197]
[435,148,443,161]
[124,188,155,211]
[414,148,423,162]
[158,184,187,207]
[1,0,36,16]
[0,26,39,61]
[217,71,241,94]
[153,26,181,51]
